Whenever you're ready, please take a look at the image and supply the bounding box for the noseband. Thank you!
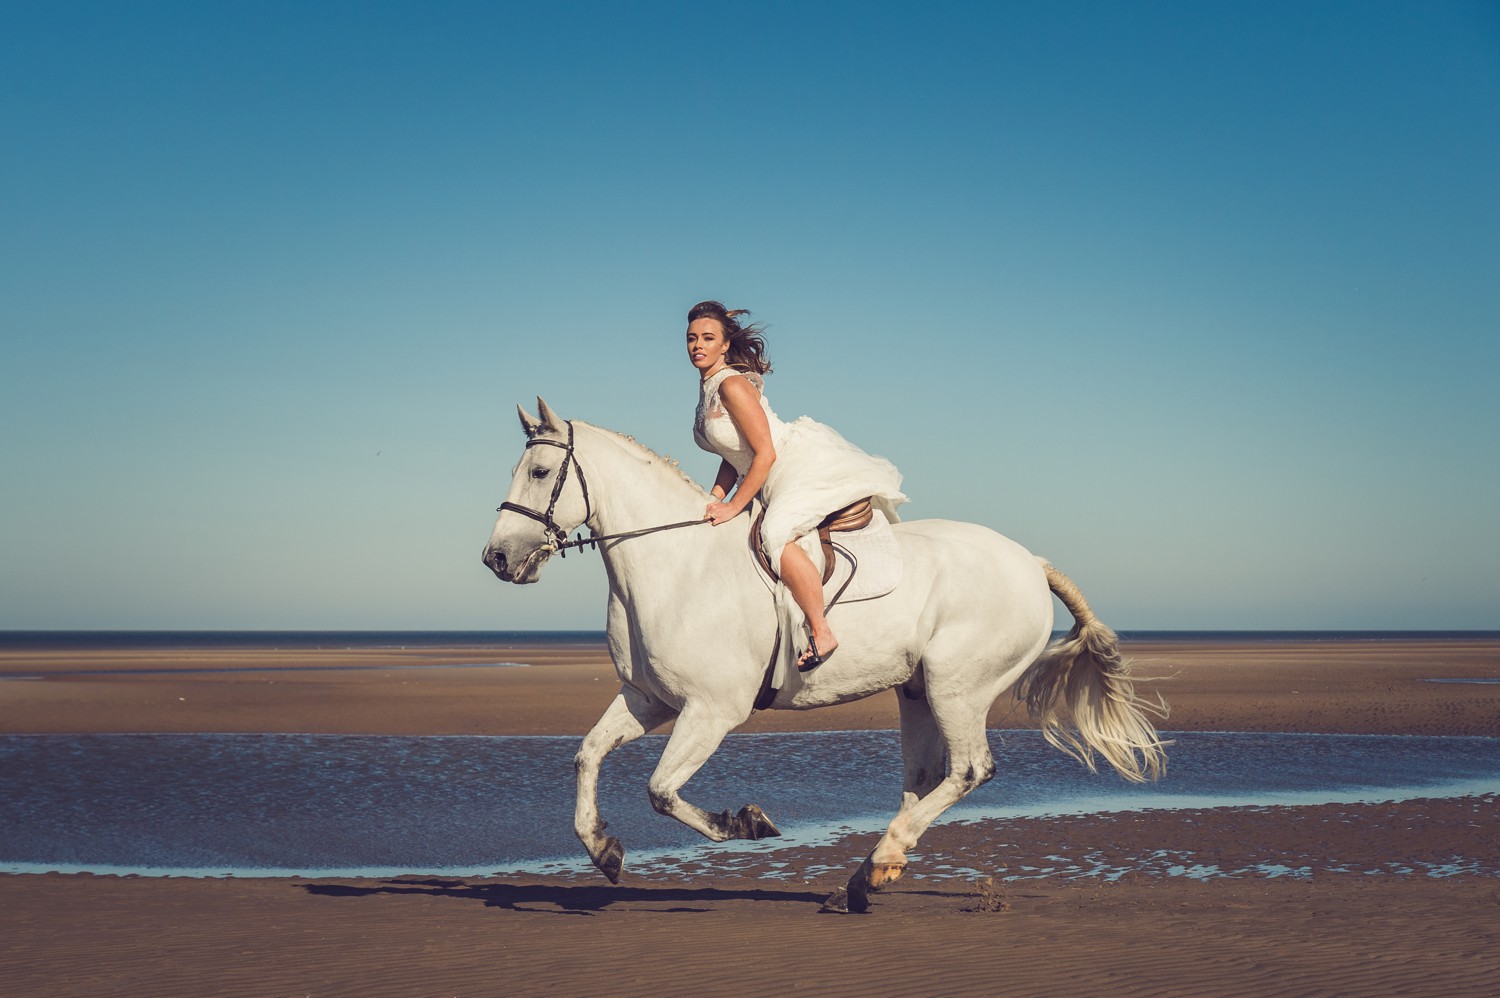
[497,420,707,557]
[497,421,593,553]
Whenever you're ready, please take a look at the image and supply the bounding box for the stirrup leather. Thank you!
[751,498,873,585]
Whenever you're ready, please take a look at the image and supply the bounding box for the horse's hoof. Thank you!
[820,887,863,914]
[822,858,874,913]
[868,862,906,891]
[842,858,873,911]
[596,836,625,884]
[737,804,781,840]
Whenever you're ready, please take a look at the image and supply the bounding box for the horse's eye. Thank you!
[531,467,549,480]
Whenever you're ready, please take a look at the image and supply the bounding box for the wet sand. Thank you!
[3,636,1498,996]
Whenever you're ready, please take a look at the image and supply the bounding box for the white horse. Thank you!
[482,399,1167,912]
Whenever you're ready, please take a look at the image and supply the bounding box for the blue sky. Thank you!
[2,1,1497,630]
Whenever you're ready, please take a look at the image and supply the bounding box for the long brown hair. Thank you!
[687,300,772,375]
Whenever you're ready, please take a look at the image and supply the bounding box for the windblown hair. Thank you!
[687,300,772,375]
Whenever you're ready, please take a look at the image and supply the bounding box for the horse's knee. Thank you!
[647,785,675,816]
[575,744,604,776]
[576,730,628,773]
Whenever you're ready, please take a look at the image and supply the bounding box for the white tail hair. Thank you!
[1016,561,1169,783]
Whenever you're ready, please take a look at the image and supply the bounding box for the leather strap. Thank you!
[751,498,873,586]
[753,617,781,711]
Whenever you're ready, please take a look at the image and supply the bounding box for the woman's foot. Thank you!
[797,630,839,672]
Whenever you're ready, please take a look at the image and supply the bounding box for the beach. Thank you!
[3,636,1498,996]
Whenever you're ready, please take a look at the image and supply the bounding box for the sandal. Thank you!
[798,635,831,672]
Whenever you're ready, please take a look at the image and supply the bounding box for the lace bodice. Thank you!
[693,367,780,476]
[692,364,906,560]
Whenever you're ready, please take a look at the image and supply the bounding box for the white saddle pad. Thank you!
[822,508,902,603]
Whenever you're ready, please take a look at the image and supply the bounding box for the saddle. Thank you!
[751,498,874,586]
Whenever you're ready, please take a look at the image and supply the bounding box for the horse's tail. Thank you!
[1015,561,1169,783]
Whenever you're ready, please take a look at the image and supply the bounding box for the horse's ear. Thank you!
[536,396,564,434]
[517,404,542,438]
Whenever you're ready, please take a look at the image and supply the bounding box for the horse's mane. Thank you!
[576,421,708,497]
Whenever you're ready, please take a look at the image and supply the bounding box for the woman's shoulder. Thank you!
[719,367,765,393]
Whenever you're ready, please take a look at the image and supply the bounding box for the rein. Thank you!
[498,420,708,557]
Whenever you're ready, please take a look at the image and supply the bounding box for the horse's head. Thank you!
[481,397,591,584]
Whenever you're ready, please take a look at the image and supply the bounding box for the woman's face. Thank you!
[686,317,731,375]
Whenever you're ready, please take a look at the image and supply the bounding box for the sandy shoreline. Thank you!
[3,636,1497,736]
[3,637,1498,996]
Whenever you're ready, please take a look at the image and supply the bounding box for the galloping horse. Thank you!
[482,399,1167,912]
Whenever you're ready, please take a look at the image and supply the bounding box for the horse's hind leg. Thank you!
[897,683,947,806]
[575,687,674,883]
[647,704,781,843]
[830,691,946,913]
[826,696,995,913]
[861,689,961,893]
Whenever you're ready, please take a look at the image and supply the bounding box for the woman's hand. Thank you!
[704,501,739,526]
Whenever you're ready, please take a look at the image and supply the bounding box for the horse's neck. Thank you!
[574,422,754,637]
[574,422,713,537]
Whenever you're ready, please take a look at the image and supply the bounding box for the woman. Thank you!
[688,300,906,672]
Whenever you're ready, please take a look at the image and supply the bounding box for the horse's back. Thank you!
[884,517,1054,657]
[892,517,1047,577]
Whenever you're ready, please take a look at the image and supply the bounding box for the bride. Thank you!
[688,300,907,671]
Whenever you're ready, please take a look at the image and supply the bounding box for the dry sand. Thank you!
[2,636,1498,996]
[4,635,1496,736]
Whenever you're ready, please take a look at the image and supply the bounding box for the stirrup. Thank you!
[798,634,831,672]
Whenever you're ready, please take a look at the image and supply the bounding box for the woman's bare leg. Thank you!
[780,540,837,666]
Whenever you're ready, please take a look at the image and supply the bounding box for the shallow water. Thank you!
[1,730,1496,878]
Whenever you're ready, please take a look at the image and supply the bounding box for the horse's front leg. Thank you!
[575,687,674,883]
[647,703,781,843]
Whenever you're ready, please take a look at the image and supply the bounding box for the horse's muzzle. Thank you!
[481,546,513,582]
[482,545,544,584]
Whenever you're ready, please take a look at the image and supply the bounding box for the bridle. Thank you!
[497,420,592,553]
[497,420,706,557]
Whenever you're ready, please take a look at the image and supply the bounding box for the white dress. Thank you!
[694,367,907,576]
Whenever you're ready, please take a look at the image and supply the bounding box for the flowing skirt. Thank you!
[758,415,907,574]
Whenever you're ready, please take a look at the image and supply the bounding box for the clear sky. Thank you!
[2,1,1497,631]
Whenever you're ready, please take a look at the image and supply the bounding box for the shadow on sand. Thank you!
[299,877,829,915]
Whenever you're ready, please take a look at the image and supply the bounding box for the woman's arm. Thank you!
[709,459,738,502]
[705,375,776,525]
